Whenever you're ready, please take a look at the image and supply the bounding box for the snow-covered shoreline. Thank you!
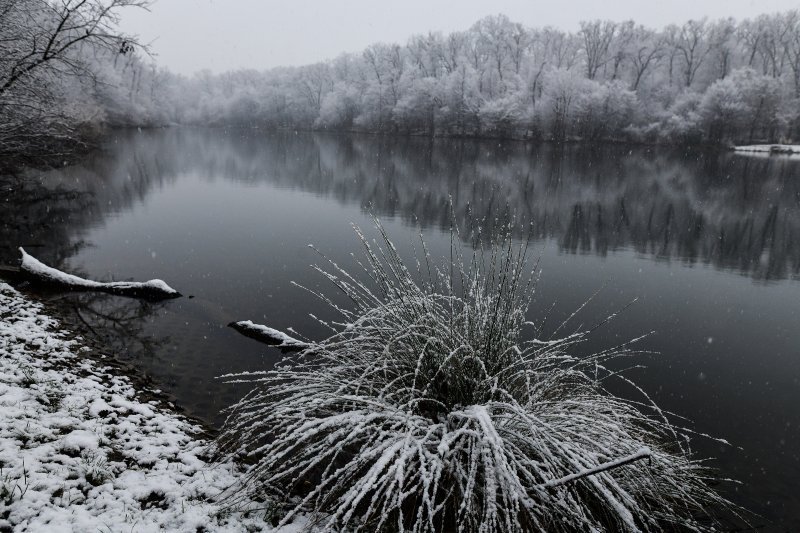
[0,282,301,532]
[733,144,800,155]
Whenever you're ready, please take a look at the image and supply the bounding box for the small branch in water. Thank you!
[16,247,181,300]
[542,448,652,488]
[228,320,310,351]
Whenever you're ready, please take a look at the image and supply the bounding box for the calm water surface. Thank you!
[3,129,799,529]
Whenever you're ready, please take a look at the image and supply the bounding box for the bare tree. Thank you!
[540,27,581,70]
[0,0,149,97]
[439,31,466,75]
[527,29,554,106]
[608,20,635,81]
[407,32,444,78]
[671,19,712,87]
[295,62,332,114]
[738,18,763,68]
[784,11,800,96]
[505,21,531,75]
[708,18,737,80]
[579,20,616,80]
[628,26,664,90]
[362,43,405,130]
[473,14,514,95]
[0,0,149,157]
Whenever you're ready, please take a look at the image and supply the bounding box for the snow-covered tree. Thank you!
[0,0,149,158]
[8,6,800,156]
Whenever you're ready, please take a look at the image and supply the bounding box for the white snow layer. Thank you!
[0,282,304,532]
[232,321,310,349]
[19,248,179,296]
[733,144,800,154]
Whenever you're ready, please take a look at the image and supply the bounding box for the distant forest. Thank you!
[4,1,800,160]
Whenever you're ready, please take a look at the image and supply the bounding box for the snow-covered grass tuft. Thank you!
[217,220,734,532]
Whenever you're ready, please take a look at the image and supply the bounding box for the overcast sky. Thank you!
[119,0,800,75]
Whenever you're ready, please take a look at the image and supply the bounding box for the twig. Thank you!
[542,448,652,488]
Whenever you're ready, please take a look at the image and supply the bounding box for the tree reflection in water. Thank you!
[6,128,799,280]
[68,292,169,363]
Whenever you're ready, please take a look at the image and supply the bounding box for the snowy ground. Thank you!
[733,144,800,155]
[0,282,303,532]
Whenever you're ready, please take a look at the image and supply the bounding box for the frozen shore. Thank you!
[0,282,301,532]
[733,144,800,155]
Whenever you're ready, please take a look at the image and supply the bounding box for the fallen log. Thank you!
[228,320,310,351]
[17,247,181,300]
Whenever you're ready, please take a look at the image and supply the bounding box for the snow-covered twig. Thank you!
[228,320,310,351]
[542,448,651,488]
[18,247,180,300]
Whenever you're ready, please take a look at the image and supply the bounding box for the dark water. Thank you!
[2,128,800,529]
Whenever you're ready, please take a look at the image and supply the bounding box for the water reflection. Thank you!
[1,141,176,267]
[7,128,796,280]
[68,292,170,362]
[1,178,94,267]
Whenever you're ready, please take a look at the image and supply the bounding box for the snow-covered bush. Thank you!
[216,220,732,532]
[478,95,523,137]
[393,77,441,134]
[657,90,705,144]
[699,68,787,143]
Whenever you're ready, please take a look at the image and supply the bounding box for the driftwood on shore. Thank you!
[228,320,310,351]
[12,247,181,300]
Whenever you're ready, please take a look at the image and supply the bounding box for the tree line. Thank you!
[4,4,800,162]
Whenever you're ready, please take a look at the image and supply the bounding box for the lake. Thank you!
[3,128,799,529]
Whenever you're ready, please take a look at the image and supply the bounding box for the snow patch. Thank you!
[19,248,180,297]
[733,144,800,156]
[0,282,302,532]
[60,430,100,454]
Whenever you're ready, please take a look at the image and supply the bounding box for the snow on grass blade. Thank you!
[228,320,310,351]
[216,218,738,532]
[18,247,180,299]
[541,448,651,488]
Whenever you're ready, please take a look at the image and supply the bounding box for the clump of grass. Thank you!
[80,450,112,487]
[1,462,29,507]
[216,219,733,532]
[37,381,66,413]
[16,362,38,387]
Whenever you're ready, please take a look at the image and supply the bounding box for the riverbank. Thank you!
[0,282,301,532]
[733,143,800,155]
